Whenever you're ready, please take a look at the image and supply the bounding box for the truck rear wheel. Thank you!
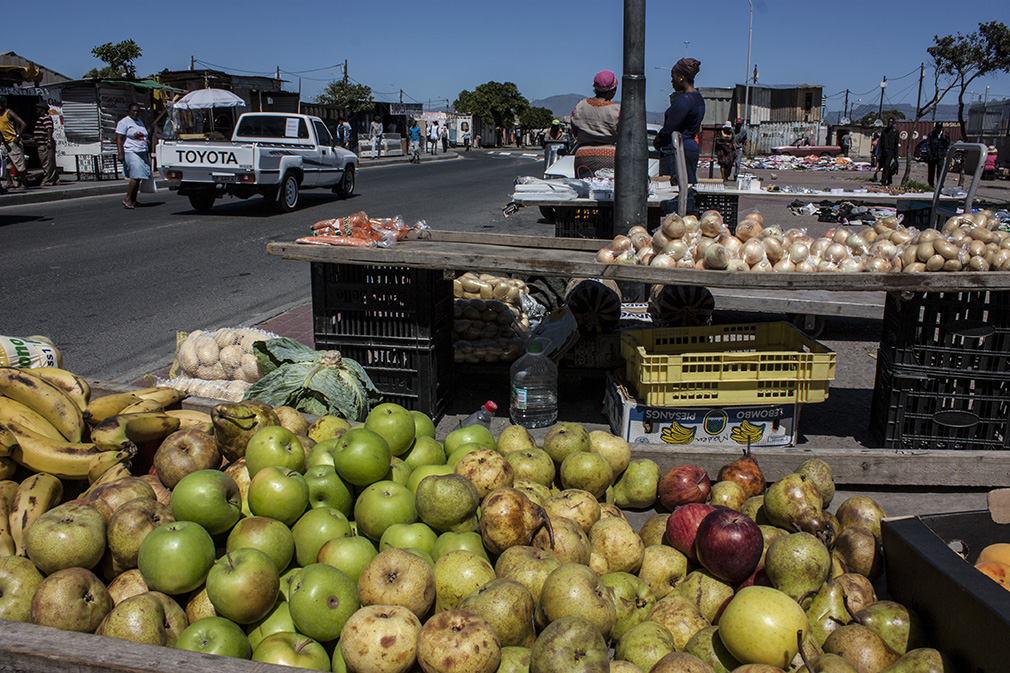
[274,173,300,213]
[188,193,216,213]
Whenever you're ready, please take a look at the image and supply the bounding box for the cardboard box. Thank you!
[882,510,1010,673]
[603,374,798,446]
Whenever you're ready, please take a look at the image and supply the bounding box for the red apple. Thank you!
[657,464,711,510]
[665,503,717,562]
[694,509,764,583]
[735,565,772,591]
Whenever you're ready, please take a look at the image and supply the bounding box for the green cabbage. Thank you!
[243,338,382,421]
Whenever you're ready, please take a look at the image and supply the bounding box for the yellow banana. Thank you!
[88,449,132,485]
[0,532,14,557]
[0,424,17,457]
[0,480,18,509]
[81,462,131,499]
[0,457,14,480]
[0,485,11,540]
[10,472,62,555]
[165,409,214,433]
[26,367,92,411]
[0,367,83,442]
[118,398,165,415]
[0,396,66,442]
[83,392,142,425]
[90,412,181,451]
[134,387,187,408]
[5,421,110,480]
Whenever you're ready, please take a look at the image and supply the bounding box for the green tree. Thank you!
[928,21,1010,139]
[454,81,530,146]
[86,39,143,79]
[857,109,905,126]
[519,106,555,133]
[316,80,375,114]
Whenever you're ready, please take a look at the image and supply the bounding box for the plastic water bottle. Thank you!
[461,400,498,429]
[509,341,558,429]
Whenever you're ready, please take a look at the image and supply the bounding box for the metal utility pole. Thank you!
[343,60,348,85]
[980,85,990,142]
[914,64,924,118]
[878,76,886,117]
[743,0,753,126]
[614,0,647,239]
[190,55,194,70]
[843,89,849,121]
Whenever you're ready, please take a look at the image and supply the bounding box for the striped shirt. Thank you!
[34,113,54,145]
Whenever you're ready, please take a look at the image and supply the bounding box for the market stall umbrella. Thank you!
[173,88,246,110]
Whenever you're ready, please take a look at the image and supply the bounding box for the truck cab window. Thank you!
[313,120,333,146]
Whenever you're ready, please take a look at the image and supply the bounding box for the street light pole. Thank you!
[743,0,753,127]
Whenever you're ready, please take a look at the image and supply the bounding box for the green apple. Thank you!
[410,410,437,438]
[170,469,242,536]
[176,615,253,659]
[402,435,446,470]
[404,547,434,567]
[252,632,331,671]
[406,464,454,494]
[431,531,489,563]
[245,600,296,650]
[95,590,187,646]
[138,520,215,595]
[364,402,416,456]
[304,464,353,517]
[248,466,309,526]
[444,424,495,455]
[306,438,341,468]
[331,428,392,487]
[718,585,810,668]
[226,516,295,574]
[316,536,378,583]
[380,522,438,556]
[245,425,306,478]
[354,480,418,542]
[446,442,487,468]
[279,566,301,602]
[24,502,106,575]
[386,457,412,487]
[206,547,280,624]
[291,507,352,567]
[288,563,360,642]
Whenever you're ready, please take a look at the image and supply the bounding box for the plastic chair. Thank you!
[930,143,988,228]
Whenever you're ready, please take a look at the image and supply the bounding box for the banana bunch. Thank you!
[730,420,765,445]
[0,367,184,481]
[661,421,696,445]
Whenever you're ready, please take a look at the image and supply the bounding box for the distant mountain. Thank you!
[826,103,963,125]
[532,94,665,124]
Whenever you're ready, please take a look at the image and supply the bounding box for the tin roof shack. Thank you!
[0,51,71,87]
[47,78,180,175]
[156,69,300,113]
[0,53,70,183]
[735,83,823,124]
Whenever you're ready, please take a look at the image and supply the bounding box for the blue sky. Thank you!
[10,0,1008,115]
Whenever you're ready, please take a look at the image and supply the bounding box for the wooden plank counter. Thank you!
[267,230,1010,293]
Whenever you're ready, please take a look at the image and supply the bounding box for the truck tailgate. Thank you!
[159,142,255,170]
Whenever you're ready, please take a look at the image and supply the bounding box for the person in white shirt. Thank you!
[115,103,152,209]
[428,121,439,154]
[369,120,383,159]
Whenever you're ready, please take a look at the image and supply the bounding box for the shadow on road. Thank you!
[0,214,51,227]
[168,191,354,218]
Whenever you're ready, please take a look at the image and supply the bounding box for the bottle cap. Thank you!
[484,400,498,413]
[527,341,543,353]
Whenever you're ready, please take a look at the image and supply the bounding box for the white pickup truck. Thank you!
[156,112,358,213]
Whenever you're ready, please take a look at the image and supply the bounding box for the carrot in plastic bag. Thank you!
[295,235,376,247]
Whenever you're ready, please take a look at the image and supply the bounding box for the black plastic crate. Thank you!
[694,191,739,228]
[314,335,452,422]
[880,290,1010,379]
[311,263,452,341]
[870,347,1010,451]
[555,205,661,239]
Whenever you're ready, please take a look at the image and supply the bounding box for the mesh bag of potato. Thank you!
[170,327,280,384]
[156,376,252,403]
[452,273,532,364]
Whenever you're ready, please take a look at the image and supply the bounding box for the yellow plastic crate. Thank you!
[620,322,836,407]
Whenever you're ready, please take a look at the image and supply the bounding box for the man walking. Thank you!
[368,119,383,159]
[34,104,58,186]
[878,117,900,186]
[0,96,29,191]
[408,120,422,163]
[924,122,950,188]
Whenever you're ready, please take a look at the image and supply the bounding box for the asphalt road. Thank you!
[0,151,548,383]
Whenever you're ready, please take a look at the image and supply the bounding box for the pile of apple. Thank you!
[0,397,954,673]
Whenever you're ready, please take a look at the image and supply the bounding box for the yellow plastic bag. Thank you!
[0,335,63,368]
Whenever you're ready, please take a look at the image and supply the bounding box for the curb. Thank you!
[1,151,464,207]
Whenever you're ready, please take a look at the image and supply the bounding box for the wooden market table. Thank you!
[267,231,1010,488]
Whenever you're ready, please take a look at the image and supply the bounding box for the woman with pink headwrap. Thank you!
[570,69,621,177]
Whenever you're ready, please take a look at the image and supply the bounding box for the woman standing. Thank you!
[714,122,735,181]
[116,103,152,209]
[654,58,705,187]
[570,70,621,177]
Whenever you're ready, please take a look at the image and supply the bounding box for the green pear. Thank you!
[414,474,480,533]
[506,448,555,487]
[832,526,883,581]
[600,571,657,640]
[638,513,671,547]
[535,562,616,640]
[615,620,676,673]
[835,496,887,541]
[560,451,613,500]
[542,422,590,465]
[306,415,352,442]
[683,625,740,673]
[530,616,609,673]
[498,646,531,673]
[741,495,770,525]
[647,593,710,651]
[589,430,631,476]
[614,459,660,509]
[675,570,735,623]
[431,531,488,562]
[854,601,923,656]
[764,532,832,601]
[513,478,553,505]
[638,544,689,599]
[878,647,954,673]
[763,472,827,536]
[211,401,280,462]
[496,424,538,454]
[795,458,835,508]
[410,410,436,438]
[805,582,851,647]
[795,653,859,673]
[458,578,536,648]
[823,624,900,673]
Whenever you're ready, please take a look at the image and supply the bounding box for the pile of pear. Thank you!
[0,380,957,673]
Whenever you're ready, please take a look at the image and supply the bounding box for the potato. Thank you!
[195,337,220,366]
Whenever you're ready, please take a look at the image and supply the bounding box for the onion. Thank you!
[846,234,868,255]
[840,258,864,273]
[630,231,652,251]
[832,228,850,245]
[796,260,817,273]
[635,245,653,262]
[882,216,900,229]
[676,258,695,268]
[719,235,743,253]
[741,239,765,265]
[789,242,810,263]
[651,229,671,253]
[638,251,655,266]
[694,258,707,269]
[628,225,649,237]
[611,235,633,252]
[872,241,898,258]
[661,213,686,239]
[650,253,676,268]
[727,259,750,272]
[696,237,716,258]
[743,211,764,225]
[890,255,903,272]
[773,258,796,272]
[663,239,689,260]
[865,257,892,273]
[700,211,725,237]
[810,238,831,258]
[763,237,785,262]
[818,260,840,272]
[705,243,730,270]
[824,228,838,241]
[616,249,637,264]
[736,219,763,242]
[682,215,700,233]
[762,226,784,239]
[784,228,806,245]
[596,248,616,263]
[751,259,773,273]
